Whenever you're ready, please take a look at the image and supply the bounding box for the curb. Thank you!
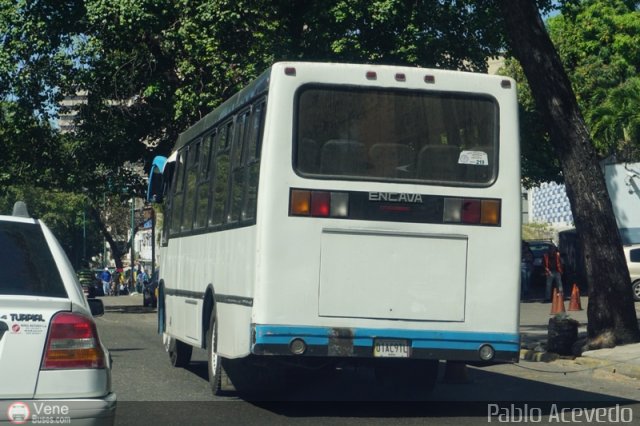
[520,348,640,380]
[572,356,640,381]
[520,348,559,363]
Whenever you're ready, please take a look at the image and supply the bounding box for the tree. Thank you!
[498,0,640,346]
[1,0,513,266]
[546,0,640,161]
[0,186,103,269]
[499,59,563,188]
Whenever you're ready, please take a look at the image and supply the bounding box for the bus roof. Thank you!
[175,66,272,150]
[174,61,514,152]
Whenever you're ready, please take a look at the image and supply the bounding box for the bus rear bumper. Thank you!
[251,325,520,363]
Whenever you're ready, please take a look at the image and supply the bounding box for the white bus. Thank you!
[147,62,521,395]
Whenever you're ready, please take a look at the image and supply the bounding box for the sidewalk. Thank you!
[99,292,144,306]
[519,295,640,380]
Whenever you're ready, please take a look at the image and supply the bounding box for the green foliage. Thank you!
[547,0,640,160]
[499,59,563,188]
[2,1,511,198]
[0,186,103,269]
[522,222,556,241]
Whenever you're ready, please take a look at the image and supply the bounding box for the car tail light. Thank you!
[290,189,349,218]
[41,312,106,369]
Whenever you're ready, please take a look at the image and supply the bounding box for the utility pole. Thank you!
[130,197,135,290]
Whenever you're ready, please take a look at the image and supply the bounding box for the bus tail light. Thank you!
[290,189,349,218]
[480,200,501,225]
[290,190,311,215]
[443,198,501,226]
[311,192,331,217]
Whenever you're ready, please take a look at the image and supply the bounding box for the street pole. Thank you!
[151,207,156,277]
[83,207,86,266]
[130,197,135,291]
[103,193,107,268]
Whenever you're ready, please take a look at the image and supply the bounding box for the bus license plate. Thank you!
[373,339,410,358]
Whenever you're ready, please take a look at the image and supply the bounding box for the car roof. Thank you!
[0,214,38,225]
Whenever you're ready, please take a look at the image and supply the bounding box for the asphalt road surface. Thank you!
[96,295,640,425]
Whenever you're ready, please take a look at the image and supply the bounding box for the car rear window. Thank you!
[0,222,67,297]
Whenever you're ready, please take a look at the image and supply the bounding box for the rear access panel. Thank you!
[318,229,467,321]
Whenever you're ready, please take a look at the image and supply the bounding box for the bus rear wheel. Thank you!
[207,313,230,395]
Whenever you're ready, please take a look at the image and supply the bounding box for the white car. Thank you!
[624,244,640,302]
[0,202,116,425]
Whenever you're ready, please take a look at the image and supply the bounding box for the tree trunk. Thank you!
[498,0,639,345]
[87,203,124,270]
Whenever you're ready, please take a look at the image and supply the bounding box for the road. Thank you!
[95,295,640,425]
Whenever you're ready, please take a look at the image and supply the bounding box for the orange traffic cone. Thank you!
[550,288,566,315]
[568,283,583,311]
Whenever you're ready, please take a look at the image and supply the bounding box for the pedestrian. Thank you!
[111,269,121,296]
[544,245,563,301]
[100,267,111,296]
[136,268,148,293]
[521,241,534,299]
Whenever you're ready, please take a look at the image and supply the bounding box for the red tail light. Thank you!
[311,192,331,217]
[41,312,106,370]
[461,199,481,224]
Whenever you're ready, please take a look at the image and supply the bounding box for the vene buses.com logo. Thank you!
[7,401,30,424]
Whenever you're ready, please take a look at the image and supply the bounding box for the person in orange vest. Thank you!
[544,245,563,301]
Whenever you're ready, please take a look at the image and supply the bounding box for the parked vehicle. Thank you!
[526,240,558,287]
[624,244,640,301]
[0,202,116,425]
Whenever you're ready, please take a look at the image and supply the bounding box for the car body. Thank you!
[525,240,558,286]
[623,244,640,301]
[0,202,116,425]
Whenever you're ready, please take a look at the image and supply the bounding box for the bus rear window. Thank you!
[295,86,499,186]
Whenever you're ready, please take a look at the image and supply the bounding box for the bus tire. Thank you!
[206,313,230,395]
[168,336,193,368]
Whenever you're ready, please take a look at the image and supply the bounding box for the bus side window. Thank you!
[229,110,250,224]
[160,161,175,246]
[170,149,187,235]
[194,133,215,229]
[210,121,233,227]
[243,101,266,221]
[181,139,201,232]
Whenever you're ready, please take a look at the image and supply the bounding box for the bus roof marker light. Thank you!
[424,75,436,84]
[290,189,311,216]
[366,71,377,80]
[443,198,462,223]
[501,79,512,89]
[395,73,406,82]
[284,67,297,76]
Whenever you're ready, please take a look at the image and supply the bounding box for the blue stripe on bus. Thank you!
[253,325,519,351]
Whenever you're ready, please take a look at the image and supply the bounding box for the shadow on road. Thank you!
[104,305,156,314]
